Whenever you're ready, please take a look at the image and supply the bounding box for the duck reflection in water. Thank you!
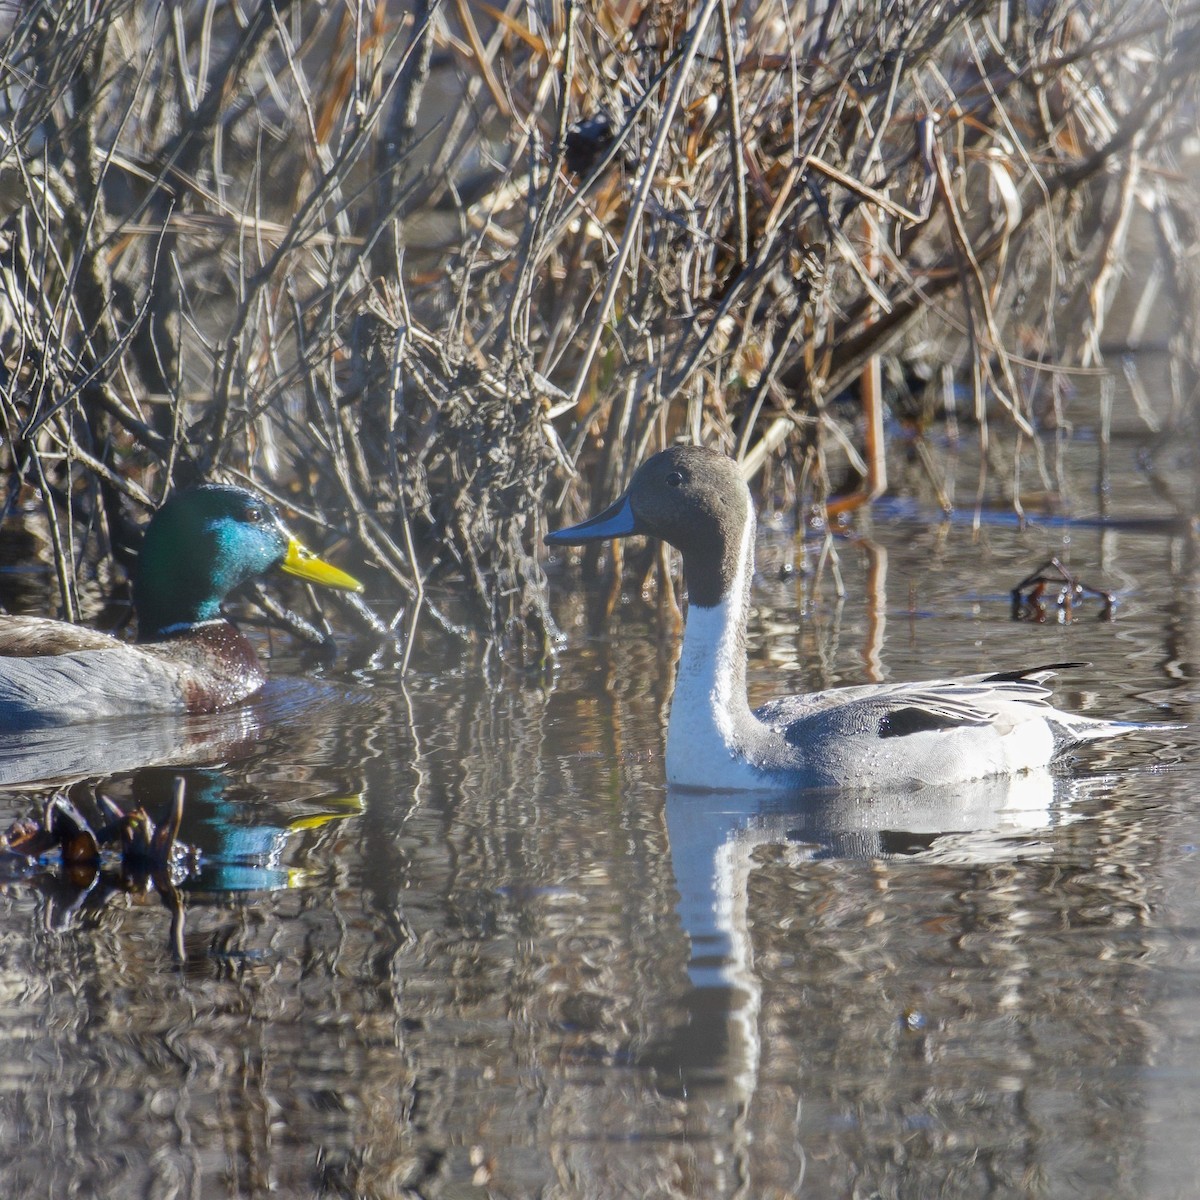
[0,759,362,960]
[130,767,363,895]
[654,769,1080,1095]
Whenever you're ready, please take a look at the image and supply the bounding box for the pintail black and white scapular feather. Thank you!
[546,445,1161,792]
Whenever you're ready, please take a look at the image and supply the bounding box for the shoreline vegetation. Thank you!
[0,1,1197,667]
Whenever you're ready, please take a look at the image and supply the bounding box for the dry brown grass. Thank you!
[0,1,1197,663]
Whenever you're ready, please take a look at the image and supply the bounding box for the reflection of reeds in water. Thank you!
[0,535,1194,1198]
[1,2,1198,663]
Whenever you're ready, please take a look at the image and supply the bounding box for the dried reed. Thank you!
[0,1,1196,663]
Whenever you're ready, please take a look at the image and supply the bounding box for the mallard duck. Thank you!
[0,485,362,729]
[546,445,1162,792]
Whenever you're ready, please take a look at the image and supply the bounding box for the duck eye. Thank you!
[245,507,264,523]
[666,472,683,488]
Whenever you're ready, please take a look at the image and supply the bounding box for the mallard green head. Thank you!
[132,485,363,641]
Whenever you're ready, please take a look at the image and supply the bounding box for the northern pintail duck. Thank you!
[546,445,1152,792]
[0,485,362,729]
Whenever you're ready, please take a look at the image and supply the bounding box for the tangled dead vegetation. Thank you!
[0,1,1197,664]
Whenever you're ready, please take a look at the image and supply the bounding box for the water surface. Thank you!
[0,441,1197,1199]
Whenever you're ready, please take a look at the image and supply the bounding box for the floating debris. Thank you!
[0,778,200,960]
[1011,557,1115,623]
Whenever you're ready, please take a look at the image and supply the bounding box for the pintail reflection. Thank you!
[657,769,1079,1094]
